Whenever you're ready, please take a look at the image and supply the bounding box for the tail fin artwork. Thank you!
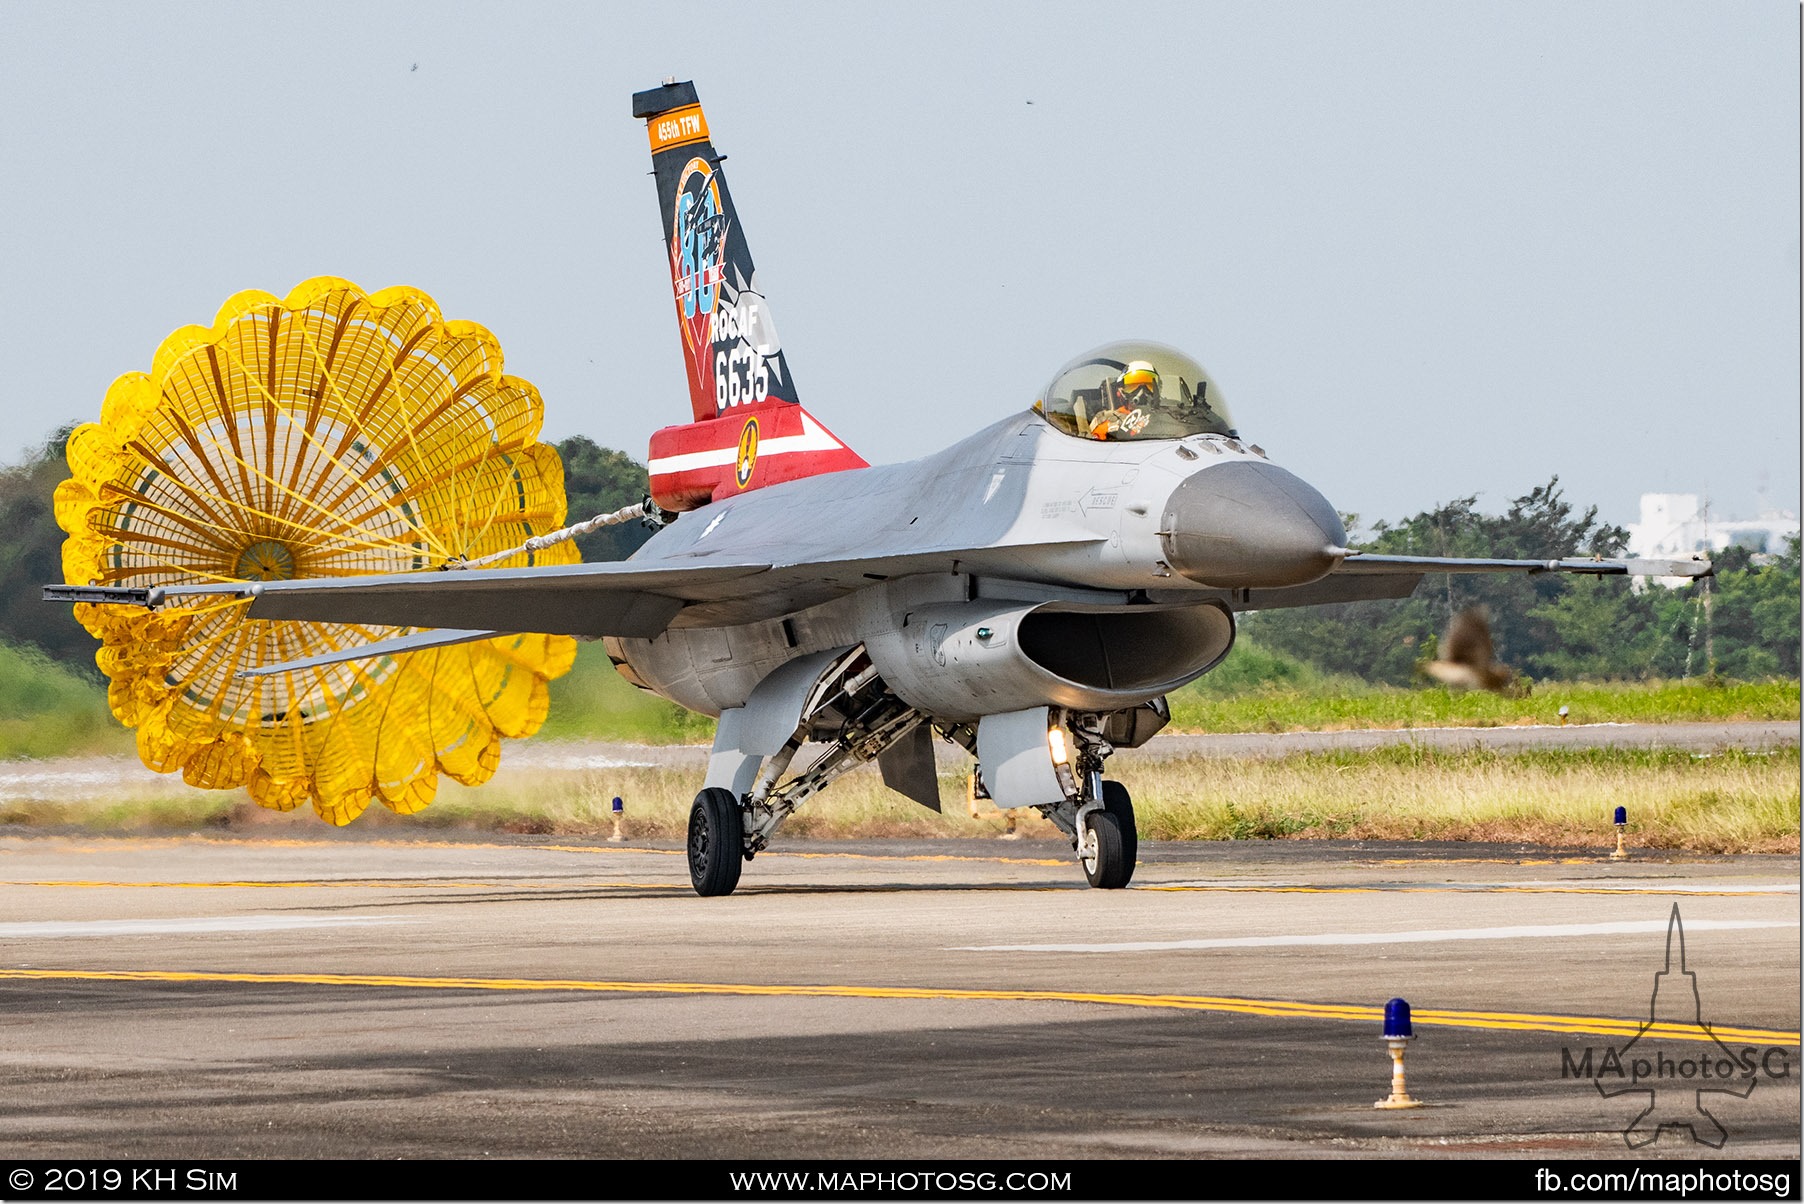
[633,80,867,511]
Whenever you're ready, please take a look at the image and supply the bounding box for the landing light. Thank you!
[1047,727,1069,766]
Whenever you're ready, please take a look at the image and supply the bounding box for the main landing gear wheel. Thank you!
[688,787,745,897]
[1080,781,1137,889]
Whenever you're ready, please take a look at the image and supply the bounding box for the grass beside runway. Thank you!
[19,634,1794,758]
[3,744,1796,853]
[540,643,1800,740]
[1172,675,1800,732]
[1126,744,1800,853]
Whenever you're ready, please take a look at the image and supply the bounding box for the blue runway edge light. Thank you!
[1383,997,1413,1039]
[612,796,625,814]
[1613,805,1627,826]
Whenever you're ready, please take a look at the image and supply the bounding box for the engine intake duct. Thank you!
[864,597,1234,720]
[1018,606,1225,692]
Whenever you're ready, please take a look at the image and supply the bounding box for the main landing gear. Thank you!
[688,649,927,897]
[685,661,1146,896]
[687,787,745,897]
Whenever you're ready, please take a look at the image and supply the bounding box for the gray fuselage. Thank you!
[613,410,1345,719]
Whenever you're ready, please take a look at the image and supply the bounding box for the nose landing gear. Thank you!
[1078,780,1137,889]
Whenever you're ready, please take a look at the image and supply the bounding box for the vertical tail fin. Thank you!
[634,80,797,421]
[633,81,865,511]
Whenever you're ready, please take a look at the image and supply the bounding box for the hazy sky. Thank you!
[1,2,1796,531]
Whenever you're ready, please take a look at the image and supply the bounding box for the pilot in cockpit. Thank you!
[1039,341,1239,443]
[1083,361,1162,439]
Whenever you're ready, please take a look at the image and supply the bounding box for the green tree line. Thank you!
[1242,480,1800,684]
[2,433,1796,684]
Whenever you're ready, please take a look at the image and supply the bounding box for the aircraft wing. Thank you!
[1169,552,1712,613]
[48,546,1709,637]
[46,560,774,639]
[43,532,1111,639]
[1333,553,1712,578]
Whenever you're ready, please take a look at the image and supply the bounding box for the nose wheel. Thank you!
[688,787,746,897]
[1078,780,1137,889]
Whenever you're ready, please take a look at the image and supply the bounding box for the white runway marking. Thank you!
[0,915,410,938]
[498,751,655,771]
[0,769,188,801]
[955,918,1799,953]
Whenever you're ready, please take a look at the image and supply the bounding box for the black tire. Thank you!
[1080,784,1135,890]
[688,787,744,897]
[1101,780,1137,887]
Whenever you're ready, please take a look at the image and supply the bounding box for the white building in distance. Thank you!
[1627,493,1799,585]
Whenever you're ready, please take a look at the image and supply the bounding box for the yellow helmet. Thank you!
[1118,360,1160,403]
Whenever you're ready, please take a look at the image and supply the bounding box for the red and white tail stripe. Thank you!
[647,402,866,512]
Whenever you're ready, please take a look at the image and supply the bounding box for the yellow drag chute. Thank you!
[54,277,579,824]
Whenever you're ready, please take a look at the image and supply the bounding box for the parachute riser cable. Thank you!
[447,502,649,570]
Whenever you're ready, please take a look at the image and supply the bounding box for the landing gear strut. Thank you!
[1030,713,1138,889]
[687,648,928,897]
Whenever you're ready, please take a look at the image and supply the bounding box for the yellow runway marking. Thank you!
[531,844,1070,868]
[6,837,1069,869]
[9,879,686,891]
[1,968,1792,1047]
[785,850,1069,866]
[1146,885,1797,897]
[13,879,1786,898]
[1373,857,1653,867]
[15,879,491,889]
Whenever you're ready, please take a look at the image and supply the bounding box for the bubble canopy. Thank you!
[1036,341,1237,442]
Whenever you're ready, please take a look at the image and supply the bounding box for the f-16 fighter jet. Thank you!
[50,82,1709,895]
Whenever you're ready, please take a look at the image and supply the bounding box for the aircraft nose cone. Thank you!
[1160,461,1347,588]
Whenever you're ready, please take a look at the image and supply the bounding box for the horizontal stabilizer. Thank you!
[44,584,161,606]
[235,627,501,678]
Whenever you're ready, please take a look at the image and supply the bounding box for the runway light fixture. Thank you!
[1382,996,1414,1040]
[610,796,626,843]
[1374,997,1422,1110]
[1610,805,1629,861]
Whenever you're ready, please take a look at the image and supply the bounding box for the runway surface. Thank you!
[0,829,1796,1160]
